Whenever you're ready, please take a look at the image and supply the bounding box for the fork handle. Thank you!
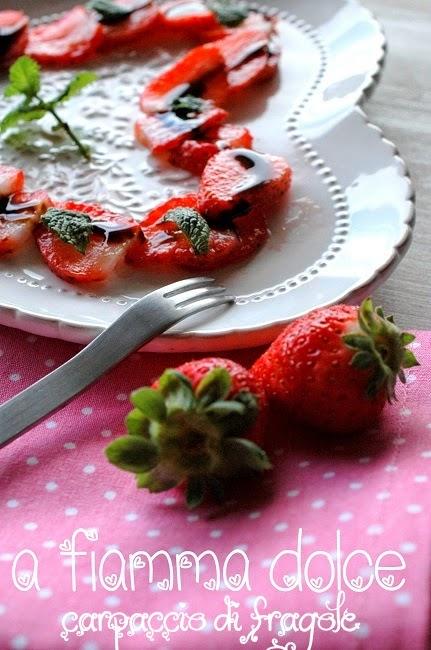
[0,292,176,448]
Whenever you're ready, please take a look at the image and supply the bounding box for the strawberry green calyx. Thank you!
[343,298,419,401]
[105,368,270,508]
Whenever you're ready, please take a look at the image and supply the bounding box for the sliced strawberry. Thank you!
[200,10,275,42]
[139,42,224,113]
[0,10,29,65]
[216,27,269,69]
[177,207,268,270]
[200,70,230,105]
[35,201,138,283]
[98,0,161,49]
[26,6,104,66]
[0,190,52,256]
[204,122,253,148]
[202,29,280,104]
[240,12,276,34]
[160,0,220,33]
[168,123,252,174]
[229,48,278,86]
[168,139,219,175]
[0,165,25,197]
[197,148,292,221]
[126,193,268,271]
[134,104,227,154]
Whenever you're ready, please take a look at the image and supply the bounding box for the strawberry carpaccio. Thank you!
[0,1,292,283]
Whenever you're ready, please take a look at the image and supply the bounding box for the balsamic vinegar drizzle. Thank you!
[164,1,209,19]
[159,83,191,112]
[0,24,25,38]
[226,39,269,70]
[228,148,274,194]
[0,195,40,222]
[91,221,136,243]
[0,22,26,56]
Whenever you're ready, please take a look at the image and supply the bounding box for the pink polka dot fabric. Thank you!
[0,325,430,650]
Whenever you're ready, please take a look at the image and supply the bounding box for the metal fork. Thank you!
[0,277,233,448]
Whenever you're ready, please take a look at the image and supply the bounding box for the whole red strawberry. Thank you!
[106,358,270,508]
[251,298,418,435]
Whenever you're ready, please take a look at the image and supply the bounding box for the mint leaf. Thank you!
[163,207,210,255]
[7,55,41,98]
[55,71,98,104]
[1,56,95,160]
[41,207,94,254]
[208,0,249,27]
[0,105,47,132]
[171,94,206,120]
[87,0,135,23]
[4,84,23,98]
[106,435,160,473]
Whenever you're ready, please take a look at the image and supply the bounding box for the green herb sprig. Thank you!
[1,56,97,161]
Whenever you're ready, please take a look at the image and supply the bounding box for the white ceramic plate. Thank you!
[0,0,414,351]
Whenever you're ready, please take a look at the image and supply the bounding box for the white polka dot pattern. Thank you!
[0,326,429,650]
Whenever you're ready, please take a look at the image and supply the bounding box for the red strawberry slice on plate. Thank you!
[200,11,275,42]
[0,190,52,256]
[204,122,253,148]
[0,10,29,65]
[0,165,25,197]
[26,6,104,66]
[197,148,292,221]
[35,201,138,283]
[202,28,280,104]
[160,0,220,33]
[126,193,268,271]
[98,0,161,49]
[139,42,224,113]
[169,139,219,175]
[135,103,227,154]
[216,27,270,69]
[168,123,253,174]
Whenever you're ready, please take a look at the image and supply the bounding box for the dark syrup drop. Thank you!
[0,195,40,222]
[226,148,274,195]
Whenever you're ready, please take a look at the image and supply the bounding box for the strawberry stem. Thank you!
[343,298,419,401]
